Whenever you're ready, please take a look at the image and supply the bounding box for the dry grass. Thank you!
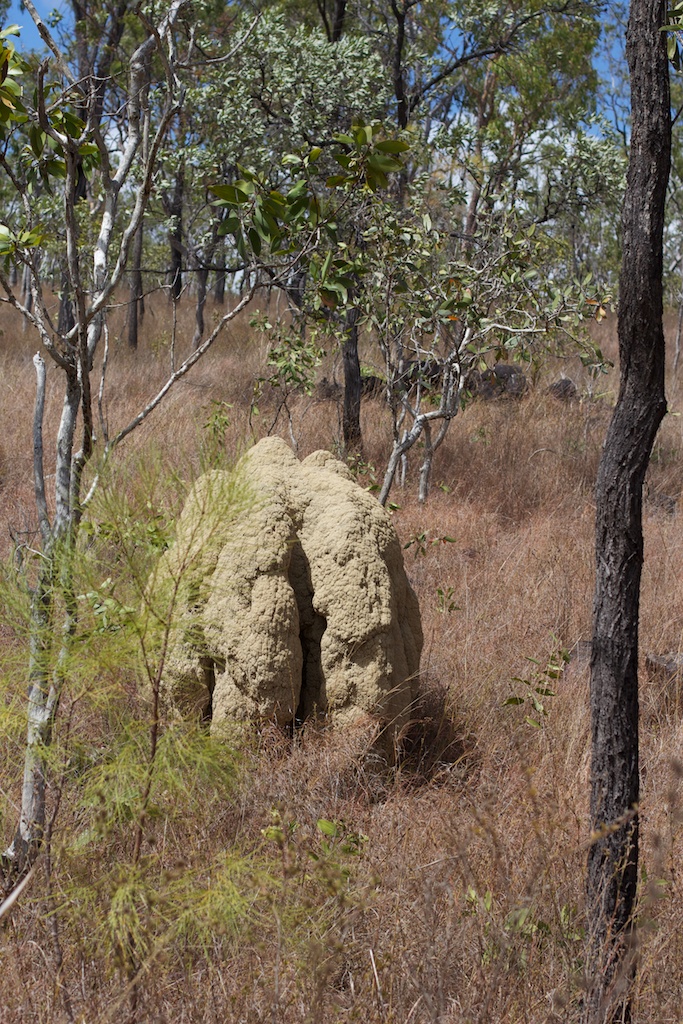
[2,297,683,1022]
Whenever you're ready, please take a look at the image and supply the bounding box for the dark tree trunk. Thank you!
[391,0,408,129]
[214,264,226,305]
[128,220,145,350]
[315,0,347,41]
[192,230,219,350]
[342,307,362,454]
[165,163,184,301]
[192,266,209,350]
[57,270,75,336]
[331,0,347,41]
[584,2,670,1021]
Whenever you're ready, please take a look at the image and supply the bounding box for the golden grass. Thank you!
[2,298,683,1022]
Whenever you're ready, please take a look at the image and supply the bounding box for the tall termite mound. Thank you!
[154,438,423,737]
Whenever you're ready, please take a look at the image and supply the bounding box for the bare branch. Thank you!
[36,61,68,147]
[0,859,40,919]
[0,267,69,369]
[178,12,262,67]
[21,0,77,86]
[109,287,256,449]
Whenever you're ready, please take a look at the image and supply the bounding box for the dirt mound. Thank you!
[155,438,423,738]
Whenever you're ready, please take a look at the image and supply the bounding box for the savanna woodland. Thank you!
[1,0,683,1021]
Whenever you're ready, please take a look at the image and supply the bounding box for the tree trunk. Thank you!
[128,219,145,350]
[331,0,347,41]
[192,231,218,350]
[391,0,408,129]
[584,2,670,1021]
[166,163,184,301]
[342,307,362,454]
[192,265,209,350]
[57,270,75,337]
[3,364,81,875]
[214,263,226,305]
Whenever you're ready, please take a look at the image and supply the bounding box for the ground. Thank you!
[2,293,683,1022]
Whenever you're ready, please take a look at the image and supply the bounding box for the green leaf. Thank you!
[29,123,44,158]
[234,230,247,261]
[43,158,67,179]
[218,215,241,236]
[374,139,410,154]
[367,153,402,174]
[366,168,388,191]
[209,184,250,205]
[247,227,261,257]
[253,207,276,242]
[284,196,311,222]
[317,818,338,838]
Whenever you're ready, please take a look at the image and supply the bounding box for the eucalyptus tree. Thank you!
[269,0,604,130]
[148,9,388,355]
[254,0,610,455]
[213,122,610,502]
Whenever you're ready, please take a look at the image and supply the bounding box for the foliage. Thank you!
[664,1,683,71]
[504,646,569,728]
[0,452,264,986]
[213,119,613,499]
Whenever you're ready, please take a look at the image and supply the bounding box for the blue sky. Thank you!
[6,1,64,52]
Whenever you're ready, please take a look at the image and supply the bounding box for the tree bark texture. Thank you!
[585,2,670,1021]
[128,219,145,349]
[342,307,362,454]
[214,264,226,305]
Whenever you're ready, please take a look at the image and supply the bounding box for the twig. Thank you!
[0,860,40,921]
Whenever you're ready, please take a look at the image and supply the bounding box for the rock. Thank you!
[645,489,677,515]
[466,363,527,400]
[396,359,443,391]
[315,376,342,401]
[153,438,423,740]
[644,652,683,717]
[360,373,386,398]
[645,652,683,684]
[548,378,579,403]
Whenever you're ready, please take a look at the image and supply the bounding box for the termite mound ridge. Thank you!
[153,437,423,741]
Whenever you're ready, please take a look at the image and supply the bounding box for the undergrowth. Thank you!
[1,298,683,1021]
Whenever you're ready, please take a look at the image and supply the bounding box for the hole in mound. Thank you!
[288,540,327,725]
[200,655,217,724]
